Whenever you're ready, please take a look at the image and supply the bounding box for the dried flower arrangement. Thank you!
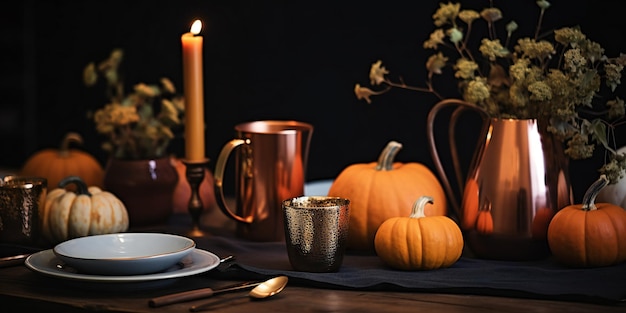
[83,49,185,160]
[354,0,626,183]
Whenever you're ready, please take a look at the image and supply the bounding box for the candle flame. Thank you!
[190,20,202,35]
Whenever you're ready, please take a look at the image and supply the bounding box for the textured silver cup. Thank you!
[282,196,350,272]
[0,176,47,246]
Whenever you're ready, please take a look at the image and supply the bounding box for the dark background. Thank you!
[1,0,625,202]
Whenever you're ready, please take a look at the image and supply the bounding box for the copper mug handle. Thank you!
[213,138,253,224]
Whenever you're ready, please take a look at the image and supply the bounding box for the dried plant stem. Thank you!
[535,8,546,40]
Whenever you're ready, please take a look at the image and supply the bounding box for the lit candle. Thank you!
[181,19,205,162]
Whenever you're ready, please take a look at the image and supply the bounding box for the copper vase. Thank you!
[427,99,573,260]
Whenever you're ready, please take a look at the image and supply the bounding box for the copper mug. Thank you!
[214,120,314,241]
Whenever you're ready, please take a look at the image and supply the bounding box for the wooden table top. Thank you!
[1,207,625,313]
[1,265,624,313]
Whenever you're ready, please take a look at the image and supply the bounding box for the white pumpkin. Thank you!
[42,176,129,244]
[597,146,626,209]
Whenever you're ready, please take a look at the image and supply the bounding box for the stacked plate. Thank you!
[25,233,220,283]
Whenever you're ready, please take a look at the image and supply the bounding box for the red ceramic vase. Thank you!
[103,157,178,227]
[170,156,216,214]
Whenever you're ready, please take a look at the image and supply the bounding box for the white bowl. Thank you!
[53,233,196,276]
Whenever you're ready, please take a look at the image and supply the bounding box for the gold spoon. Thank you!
[189,276,288,312]
[247,275,288,299]
[148,275,287,308]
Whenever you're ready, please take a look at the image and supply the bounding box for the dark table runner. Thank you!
[193,235,626,305]
[4,209,625,306]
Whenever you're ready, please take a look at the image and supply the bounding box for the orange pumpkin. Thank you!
[328,141,447,251]
[547,175,626,267]
[531,207,554,239]
[374,196,463,270]
[170,157,217,214]
[476,206,493,234]
[461,178,479,230]
[21,132,104,189]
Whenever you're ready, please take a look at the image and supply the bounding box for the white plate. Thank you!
[25,248,220,283]
[53,233,196,276]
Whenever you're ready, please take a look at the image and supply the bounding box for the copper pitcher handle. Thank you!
[426,99,489,219]
[214,138,254,224]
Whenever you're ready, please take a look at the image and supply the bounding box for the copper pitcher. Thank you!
[427,99,573,260]
[214,120,313,241]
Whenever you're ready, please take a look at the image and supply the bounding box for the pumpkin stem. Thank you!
[581,175,609,211]
[410,196,434,218]
[58,176,92,196]
[375,141,402,171]
[59,132,84,158]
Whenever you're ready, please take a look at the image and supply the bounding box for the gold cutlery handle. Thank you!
[149,287,216,307]
[148,281,261,307]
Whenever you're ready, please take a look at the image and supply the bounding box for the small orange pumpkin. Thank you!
[328,141,447,251]
[21,132,104,189]
[547,175,626,267]
[531,207,554,239]
[374,196,463,270]
[476,204,493,235]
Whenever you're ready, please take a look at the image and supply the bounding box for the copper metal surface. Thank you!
[427,99,572,260]
[214,120,313,242]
